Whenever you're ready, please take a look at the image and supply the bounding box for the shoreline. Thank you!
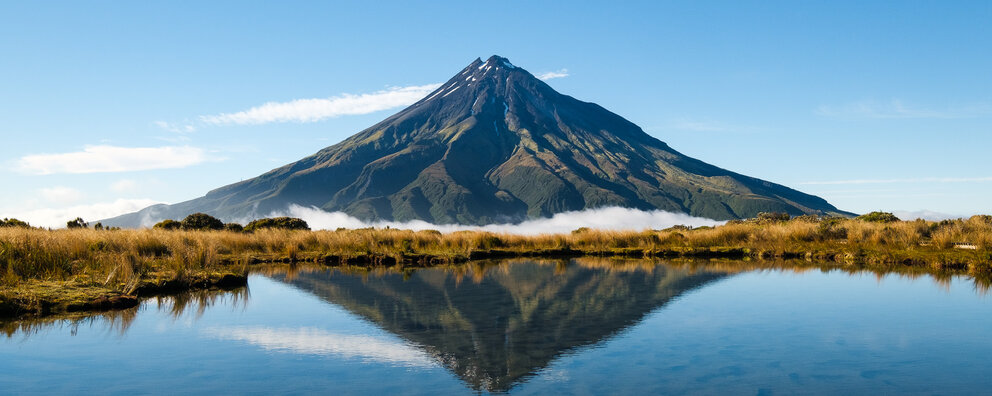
[3,245,989,320]
[2,216,990,319]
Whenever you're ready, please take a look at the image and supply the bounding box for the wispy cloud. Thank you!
[270,206,722,235]
[38,186,84,205]
[153,120,196,133]
[815,100,992,119]
[200,83,442,125]
[1,198,163,229]
[536,69,570,81]
[799,176,992,185]
[15,145,210,175]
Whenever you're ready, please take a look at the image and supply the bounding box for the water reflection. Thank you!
[204,326,438,368]
[266,258,728,392]
[1,286,250,340]
[4,257,991,394]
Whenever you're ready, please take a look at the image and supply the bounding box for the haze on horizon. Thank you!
[1,1,989,228]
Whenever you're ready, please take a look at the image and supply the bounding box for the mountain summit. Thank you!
[106,55,847,226]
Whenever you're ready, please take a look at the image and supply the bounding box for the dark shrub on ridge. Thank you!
[244,217,310,232]
[224,223,244,232]
[180,213,224,231]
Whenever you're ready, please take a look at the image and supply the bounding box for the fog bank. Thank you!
[273,205,723,235]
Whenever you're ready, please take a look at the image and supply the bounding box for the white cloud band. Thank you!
[271,205,722,235]
[201,84,443,125]
[537,69,569,81]
[16,145,209,175]
[2,198,163,229]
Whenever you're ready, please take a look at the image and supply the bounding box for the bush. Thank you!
[180,213,224,231]
[224,223,244,232]
[66,217,88,229]
[756,212,791,222]
[0,218,31,228]
[969,215,992,225]
[791,215,822,223]
[244,217,310,232]
[857,211,900,223]
[153,219,182,230]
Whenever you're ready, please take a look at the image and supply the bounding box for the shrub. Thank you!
[180,213,225,231]
[791,215,822,223]
[153,219,182,230]
[969,215,992,225]
[66,217,88,229]
[224,223,244,232]
[857,211,900,223]
[0,218,30,228]
[244,217,310,232]
[756,212,791,222]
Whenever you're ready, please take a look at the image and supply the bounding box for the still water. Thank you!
[3,258,992,394]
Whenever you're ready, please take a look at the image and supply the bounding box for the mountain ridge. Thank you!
[104,55,849,227]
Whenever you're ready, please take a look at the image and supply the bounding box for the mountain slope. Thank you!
[105,55,848,227]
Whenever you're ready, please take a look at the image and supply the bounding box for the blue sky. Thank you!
[1,1,990,227]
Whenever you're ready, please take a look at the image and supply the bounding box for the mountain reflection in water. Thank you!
[267,258,727,392]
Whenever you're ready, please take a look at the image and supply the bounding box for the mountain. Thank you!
[105,55,848,227]
[270,259,729,392]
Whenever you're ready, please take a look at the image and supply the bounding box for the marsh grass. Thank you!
[2,215,992,317]
[2,216,992,286]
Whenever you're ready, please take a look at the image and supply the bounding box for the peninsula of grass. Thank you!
[2,212,991,318]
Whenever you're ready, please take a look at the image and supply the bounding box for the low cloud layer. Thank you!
[15,145,209,175]
[201,83,443,125]
[274,205,722,235]
[3,198,163,228]
[891,210,962,222]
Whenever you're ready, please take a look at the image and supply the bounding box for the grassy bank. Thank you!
[2,214,991,318]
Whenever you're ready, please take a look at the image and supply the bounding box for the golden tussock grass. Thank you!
[1,215,991,307]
